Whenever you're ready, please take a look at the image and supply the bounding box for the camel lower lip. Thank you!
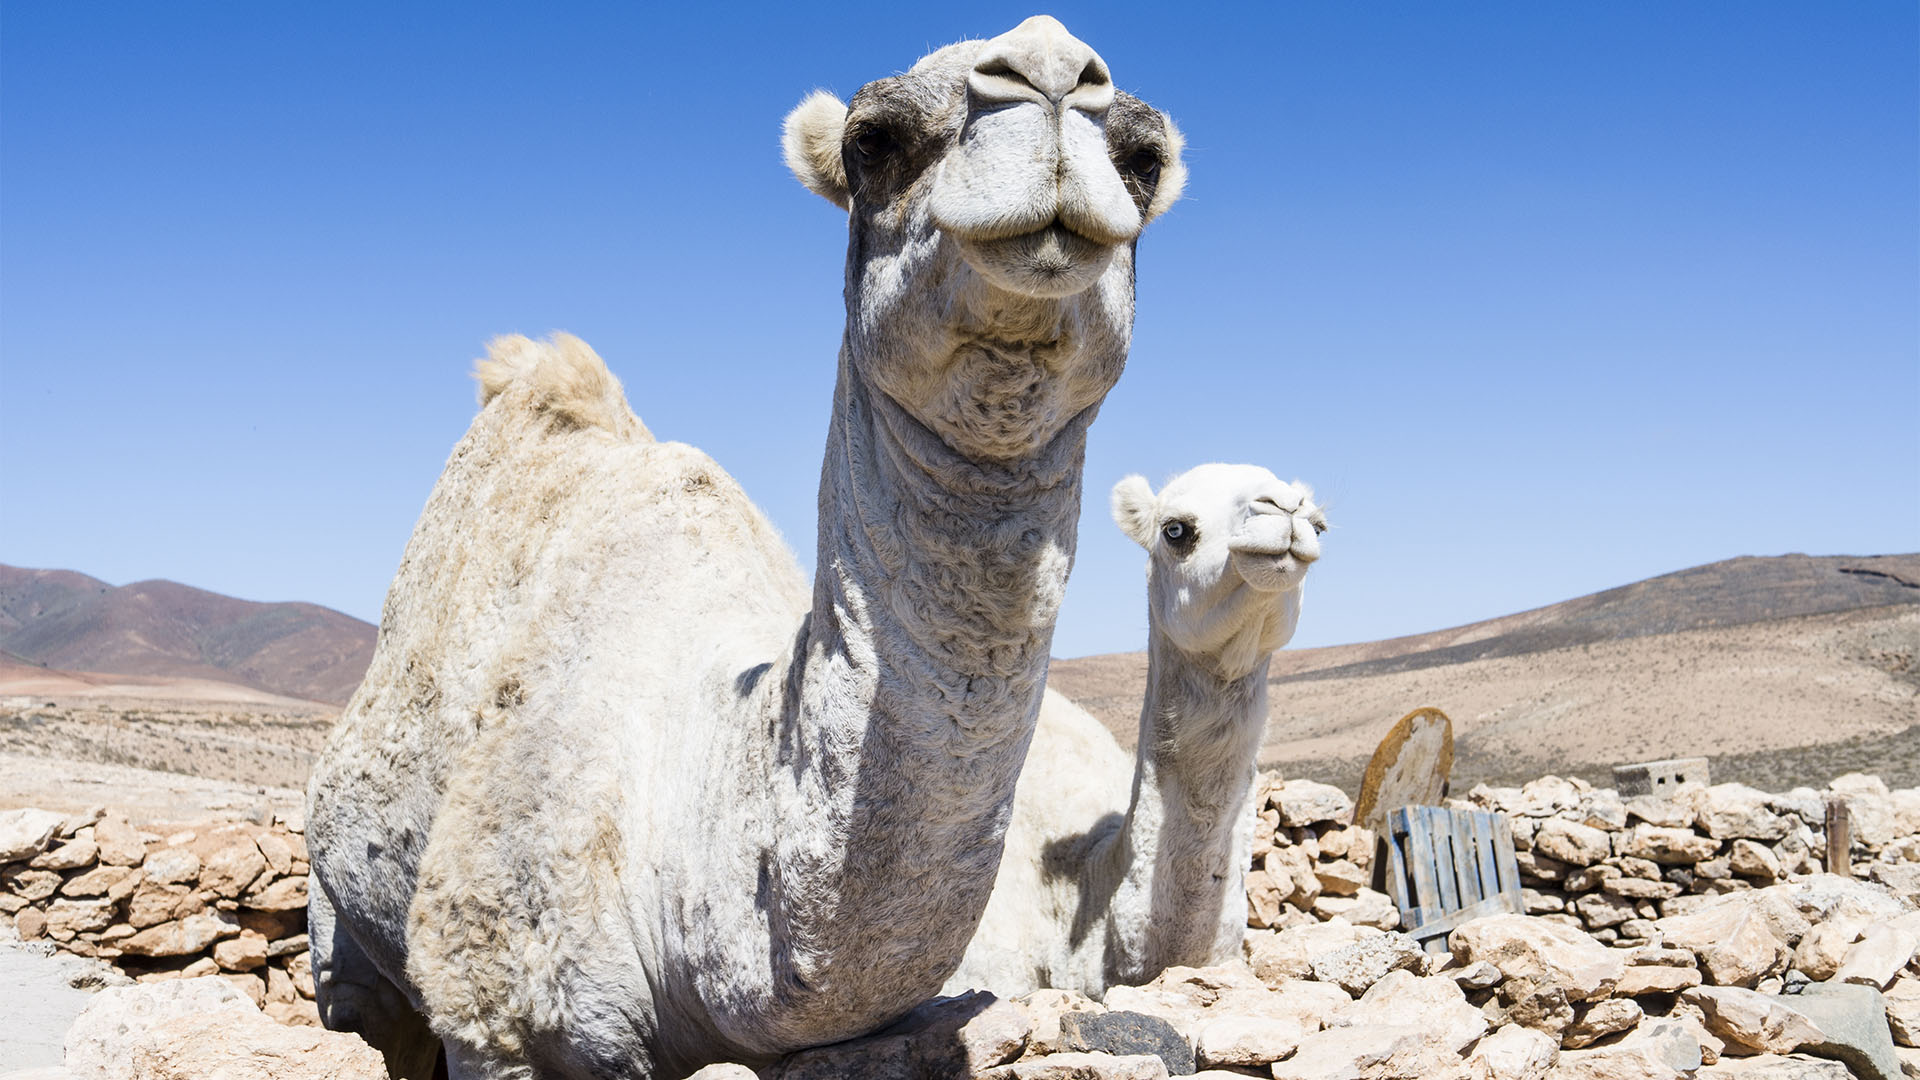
[958,223,1115,297]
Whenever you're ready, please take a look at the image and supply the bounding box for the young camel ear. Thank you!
[783,90,850,209]
[1110,475,1158,549]
[1143,117,1188,224]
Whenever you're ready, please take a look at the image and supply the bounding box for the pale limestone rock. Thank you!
[1246,918,1377,985]
[1451,914,1625,1002]
[139,848,199,885]
[1537,820,1614,867]
[1580,793,1631,832]
[59,864,136,899]
[1465,1024,1559,1080]
[1524,889,1567,915]
[1605,877,1682,901]
[1697,785,1791,842]
[1885,976,1919,1048]
[1563,999,1644,1049]
[1194,1013,1308,1068]
[1310,932,1424,995]
[66,976,259,1079]
[285,951,314,998]
[687,1066,760,1080]
[1271,1022,1467,1080]
[1547,1020,1702,1080]
[1781,981,1901,1080]
[1729,840,1782,881]
[1792,922,1863,982]
[213,930,269,972]
[1515,777,1585,817]
[45,898,116,939]
[1576,893,1636,930]
[3,865,60,902]
[1684,987,1825,1055]
[118,911,240,958]
[1622,825,1721,865]
[1273,847,1325,907]
[1625,796,1695,830]
[1248,868,1287,928]
[1454,961,1504,992]
[1275,781,1355,828]
[91,814,147,867]
[181,957,218,978]
[32,836,99,871]
[1656,901,1789,988]
[221,972,266,1007]
[238,875,306,912]
[264,964,297,1006]
[196,837,266,899]
[1019,990,1107,1055]
[1494,980,1577,1042]
[1834,915,1920,989]
[124,881,193,929]
[118,1005,379,1077]
[980,1052,1170,1080]
[1316,858,1368,896]
[1340,970,1488,1053]
[1694,1054,1853,1078]
[1615,965,1702,996]
[874,991,1031,1078]
[0,808,66,864]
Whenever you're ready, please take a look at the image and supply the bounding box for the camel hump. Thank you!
[474,332,651,441]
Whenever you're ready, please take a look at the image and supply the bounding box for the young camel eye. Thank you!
[1161,520,1195,546]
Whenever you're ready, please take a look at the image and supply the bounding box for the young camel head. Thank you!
[783,16,1187,461]
[1113,465,1327,681]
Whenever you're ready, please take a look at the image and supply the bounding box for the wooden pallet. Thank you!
[1383,805,1525,952]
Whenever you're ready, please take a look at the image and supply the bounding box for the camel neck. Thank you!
[1102,624,1268,981]
[766,341,1092,1033]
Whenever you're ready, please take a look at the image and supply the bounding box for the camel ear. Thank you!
[1110,475,1157,549]
[1143,117,1187,224]
[783,91,850,209]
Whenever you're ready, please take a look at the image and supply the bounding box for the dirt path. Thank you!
[0,924,123,1075]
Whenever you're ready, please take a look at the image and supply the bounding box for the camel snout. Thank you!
[969,15,1114,114]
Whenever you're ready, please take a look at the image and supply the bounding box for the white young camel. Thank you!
[304,17,1186,1080]
[948,465,1326,998]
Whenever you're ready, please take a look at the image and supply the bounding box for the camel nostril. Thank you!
[970,16,1111,109]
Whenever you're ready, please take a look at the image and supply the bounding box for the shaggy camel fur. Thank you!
[304,16,1185,1080]
[948,465,1326,998]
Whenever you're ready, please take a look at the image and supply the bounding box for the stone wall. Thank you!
[0,806,316,1027]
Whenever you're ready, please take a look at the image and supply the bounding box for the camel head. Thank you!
[1112,465,1327,680]
[783,16,1187,461]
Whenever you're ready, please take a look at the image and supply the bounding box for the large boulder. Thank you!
[64,976,384,1080]
[1451,914,1625,1002]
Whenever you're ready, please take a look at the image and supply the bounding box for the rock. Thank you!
[1272,1022,1468,1080]
[1834,916,1920,989]
[1194,1013,1309,1069]
[1685,987,1826,1054]
[1615,965,1703,996]
[213,930,269,972]
[222,971,267,1007]
[1498,978,1579,1042]
[1465,1024,1559,1080]
[1625,796,1696,829]
[1791,923,1861,982]
[978,1052,1171,1080]
[1247,919,1377,985]
[1622,825,1721,865]
[45,898,116,939]
[1729,840,1781,881]
[1452,914,1625,1002]
[1656,901,1790,988]
[66,975,384,1079]
[125,880,195,929]
[872,991,1030,1077]
[0,808,66,864]
[91,814,147,867]
[687,1066,760,1080]
[59,864,137,899]
[1316,859,1368,897]
[1272,847,1325,908]
[1694,1055,1854,1078]
[1343,970,1488,1053]
[1548,1020,1702,1080]
[1872,863,1920,904]
[1576,893,1637,930]
[1581,792,1631,832]
[1454,961,1504,992]
[32,836,100,871]
[1309,932,1424,995]
[1525,889,1567,915]
[16,906,48,939]
[1248,868,1288,928]
[1604,877,1682,901]
[1697,785,1792,842]
[139,847,200,885]
[119,911,241,957]
[1059,1011,1193,1076]
[1788,981,1902,1080]
[267,932,310,959]
[238,875,306,912]
[3,864,61,902]
[1274,781,1355,827]
[1537,820,1614,867]
[1886,977,1919,1047]
[1564,999,1644,1049]
[197,837,267,899]
[285,951,314,998]
[65,976,257,1078]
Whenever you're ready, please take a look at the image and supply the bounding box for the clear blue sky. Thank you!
[3,3,1915,658]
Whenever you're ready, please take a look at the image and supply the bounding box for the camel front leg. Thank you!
[309,880,445,1080]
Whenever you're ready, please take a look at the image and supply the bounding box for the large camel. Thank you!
[949,466,1326,998]
[304,17,1186,1080]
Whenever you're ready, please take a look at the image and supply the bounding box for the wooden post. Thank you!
[1825,796,1852,878]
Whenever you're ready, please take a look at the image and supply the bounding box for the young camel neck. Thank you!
[765,340,1095,1032]
[1097,621,1269,983]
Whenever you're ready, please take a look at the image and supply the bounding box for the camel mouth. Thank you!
[954,220,1117,298]
[1232,550,1309,594]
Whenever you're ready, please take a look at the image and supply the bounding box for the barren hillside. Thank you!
[0,565,375,705]
[1049,554,1920,791]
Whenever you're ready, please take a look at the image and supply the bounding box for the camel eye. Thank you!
[1161,520,1193,545]
[1124,148,1161,183]
[853,127,898,162]
[1312,520,1327,535]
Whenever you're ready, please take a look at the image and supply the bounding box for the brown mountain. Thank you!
[0,565,376,705]
[1049,553,1920,791]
